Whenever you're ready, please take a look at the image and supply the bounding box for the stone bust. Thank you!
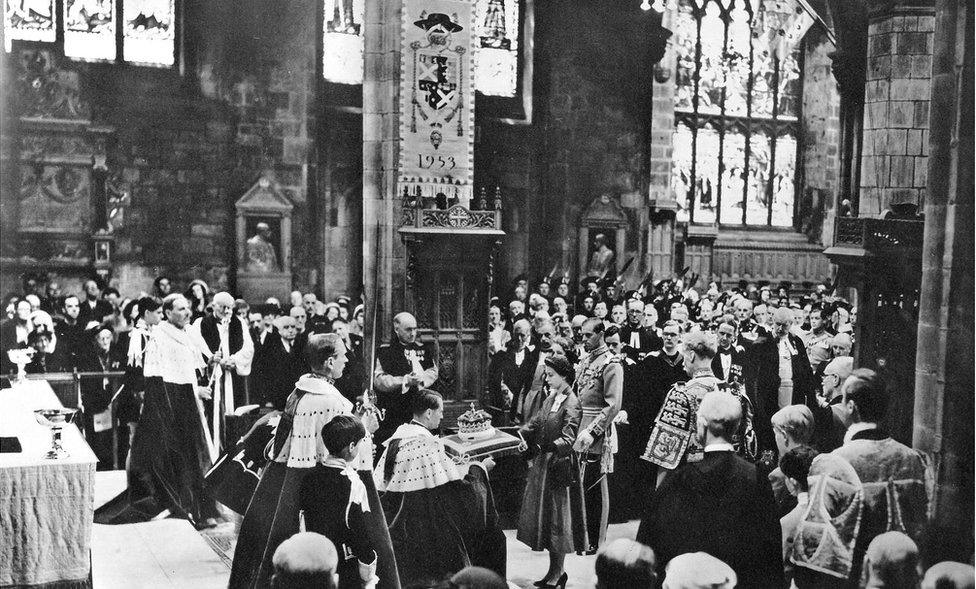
[246,221,279,273]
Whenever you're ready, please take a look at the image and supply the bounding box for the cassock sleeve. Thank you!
[187,318,212,361]
[230,316,254,376]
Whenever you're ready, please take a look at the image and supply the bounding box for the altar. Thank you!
[0,380,97,587]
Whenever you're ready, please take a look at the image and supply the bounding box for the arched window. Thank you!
[3,0,56,51]
[122,0,176,66]
[322,0,364,84]
[4,0,177,67]
[671,0,804,227]
[474,0,520,97]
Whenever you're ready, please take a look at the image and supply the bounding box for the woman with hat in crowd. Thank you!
[517,354,586,589]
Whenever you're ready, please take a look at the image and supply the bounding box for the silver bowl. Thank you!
[33,408,78,459]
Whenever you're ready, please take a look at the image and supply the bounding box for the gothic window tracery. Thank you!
[474,0,519,97]
[322,0,364,84]
[671,0,804,227]
[64,0,116,61]
[3,0,56,52]
[122,0,175,66]
[4,0,176,67]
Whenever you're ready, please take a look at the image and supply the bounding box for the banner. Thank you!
[399,0,476,207]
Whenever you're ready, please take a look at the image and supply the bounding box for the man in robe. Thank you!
[95,294,218,528]
[638,392,783,588]
[744,307,815,457]
[189,291,254,454]
[373,312,438,446]
[375,389,504,586]
[618,298,662,362]
[246,222,279,273]
[229,334,399,589]
[831,368,930,583]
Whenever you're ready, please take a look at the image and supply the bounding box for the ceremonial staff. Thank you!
[360,215,384,422]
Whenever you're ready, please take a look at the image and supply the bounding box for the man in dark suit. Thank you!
[485,318,536,424]
[54,295,86,370]
[79,326,124,469]
[638,391,783,588]
[618,299,662,362]
[810,356,853,452]
[744,307,816,456]
[330,317,364,403]
[253,315,307,410]
[711,317,747,382]
[78,279,114,326]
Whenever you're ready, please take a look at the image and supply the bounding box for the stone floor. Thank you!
[92,471,640,588]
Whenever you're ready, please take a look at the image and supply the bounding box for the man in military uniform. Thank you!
[802,305,832,373]
[572,317,623,553]
[373,312,438,446]
[733,297,767,347]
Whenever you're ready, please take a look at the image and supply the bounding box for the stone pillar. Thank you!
[363,0,403,347]
[912,0,974,561]
[859,1,936,216]
[645,5,678,277]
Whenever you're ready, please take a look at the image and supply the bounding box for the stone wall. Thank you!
[859,9,935,216]
[531,1,651,284]
[0,1,325,301]
[801,28,843,244]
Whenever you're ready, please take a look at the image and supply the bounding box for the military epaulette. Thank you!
[648,350,663,357]
[378,343,392,349]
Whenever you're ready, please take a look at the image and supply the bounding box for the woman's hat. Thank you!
[544,354,575,382]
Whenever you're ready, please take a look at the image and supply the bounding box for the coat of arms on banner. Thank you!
[409,12,465,141]
[399,0,475,206]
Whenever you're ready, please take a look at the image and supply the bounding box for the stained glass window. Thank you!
[4,0,56,52]
[123,0,175,66]
[323,0,364,84]
[671,0,804,227]
[474,0,519,97]
[63,0,116,62]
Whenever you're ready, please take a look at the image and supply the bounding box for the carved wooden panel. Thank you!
[711,233,833,285]
[405,237,490,404]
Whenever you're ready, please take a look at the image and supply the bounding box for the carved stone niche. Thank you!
[3,44,126,283]
[577,194,629,281]
[235,175,293,302]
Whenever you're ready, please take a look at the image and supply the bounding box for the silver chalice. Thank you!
[33,408,79,459]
